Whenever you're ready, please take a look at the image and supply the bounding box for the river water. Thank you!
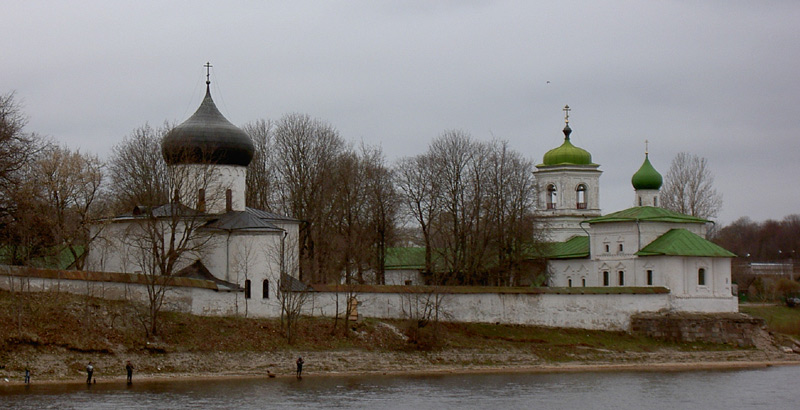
[2,366,799,409]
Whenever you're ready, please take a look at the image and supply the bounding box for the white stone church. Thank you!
[537,107,737,312]
[86,79,301,316]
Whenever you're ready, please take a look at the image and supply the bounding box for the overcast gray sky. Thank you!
[2,0,798,224]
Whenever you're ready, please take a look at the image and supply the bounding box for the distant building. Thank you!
[539,108,737,312]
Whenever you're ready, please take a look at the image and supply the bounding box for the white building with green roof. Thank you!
[539,109,737,312]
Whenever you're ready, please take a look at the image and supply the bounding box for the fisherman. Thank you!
[125,360,134,384]
[296,356,304,379]
[86,362,94,384]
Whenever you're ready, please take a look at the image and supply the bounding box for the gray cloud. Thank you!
[2,0,798,224]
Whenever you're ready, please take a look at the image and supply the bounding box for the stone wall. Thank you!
[631,312,765,347]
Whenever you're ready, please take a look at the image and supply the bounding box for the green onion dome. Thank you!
[542,124,594,166]
[631,153,663,190]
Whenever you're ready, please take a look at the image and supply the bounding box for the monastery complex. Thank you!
[4,81,740,332]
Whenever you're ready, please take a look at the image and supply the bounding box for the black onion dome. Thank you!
[162,85,254,166]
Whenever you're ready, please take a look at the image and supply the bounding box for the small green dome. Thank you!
[542,125,593,166]
[631,153,662,190]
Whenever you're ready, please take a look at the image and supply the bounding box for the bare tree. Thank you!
[395,154,441,277]
[661,152,723,219]
[0,92,49,263]
[112,156,222,337]
[361,144,398,285]
[272,113,345,283]
[243,119,277,211]
[107,123,170,212]
[272,233,310,344]
[231,239,258,317]
[484,140,540,286]
[32,145,105,269]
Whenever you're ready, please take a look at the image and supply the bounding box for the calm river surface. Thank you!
[2,366,799,409]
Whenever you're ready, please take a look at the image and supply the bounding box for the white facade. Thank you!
[534,165,602,242]
[173,164,248,214]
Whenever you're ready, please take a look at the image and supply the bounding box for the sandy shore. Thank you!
[4,347,799,386]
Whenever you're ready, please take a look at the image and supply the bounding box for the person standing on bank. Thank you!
[86,362,94,384]
[296,356,304,379]
[125,360,134,385]
[24,366,30,384]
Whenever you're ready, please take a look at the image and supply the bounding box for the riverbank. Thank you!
[5,344,800,386]
[3,290,800,385]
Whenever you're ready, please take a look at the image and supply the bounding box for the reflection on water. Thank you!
[2,366,799,409]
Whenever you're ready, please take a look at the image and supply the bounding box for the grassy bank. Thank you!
[740,304,800,338]
[4,290,791,382]
[0,289,737,356]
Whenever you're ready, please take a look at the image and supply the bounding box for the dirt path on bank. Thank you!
[4,346,799,386]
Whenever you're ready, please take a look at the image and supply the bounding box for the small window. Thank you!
[568,278,572,288]
[647,270,653,286]
[226,189,233,211]
[245,279,251,299]
[262,280,269,299]
[605,244,610,253]
[698,268,706,286]
[582,278,586,287]
[618,244,624,253]
[618,271,625,286]
[638,196,642,206]
[603,271,609,287]
[404,280,412,286]
[653,197,658,207]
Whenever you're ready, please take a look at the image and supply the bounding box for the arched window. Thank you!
[698,268,706,286]
[262,280,269,299]
[653,197,658,207]
[618,271,625,286]
[546,184,557,209]
[244,279,252,299]
[603,271,609,287]
[582,278,586,287]
[568,278,572,287]
[576,184,587,209]
[647,270,653,286]
[226,189,233,211]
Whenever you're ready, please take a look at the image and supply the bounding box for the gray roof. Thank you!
[161,85,255,167]
[202,210,283,232]
[175,260,243,291]
[246,207,300,223]
[281,273,314,292]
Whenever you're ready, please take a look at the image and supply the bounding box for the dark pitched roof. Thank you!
[174,260,243,291]
[202,211,283,231]
[245,207,300,223]
[280,273,314,292]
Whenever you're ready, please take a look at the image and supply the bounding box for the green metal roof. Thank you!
[385,247,426,270]
[631,153,662,190]
[544,236,590,259]
[637,229,736,258]
[587,206,708,224]
[540,125,595,166]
